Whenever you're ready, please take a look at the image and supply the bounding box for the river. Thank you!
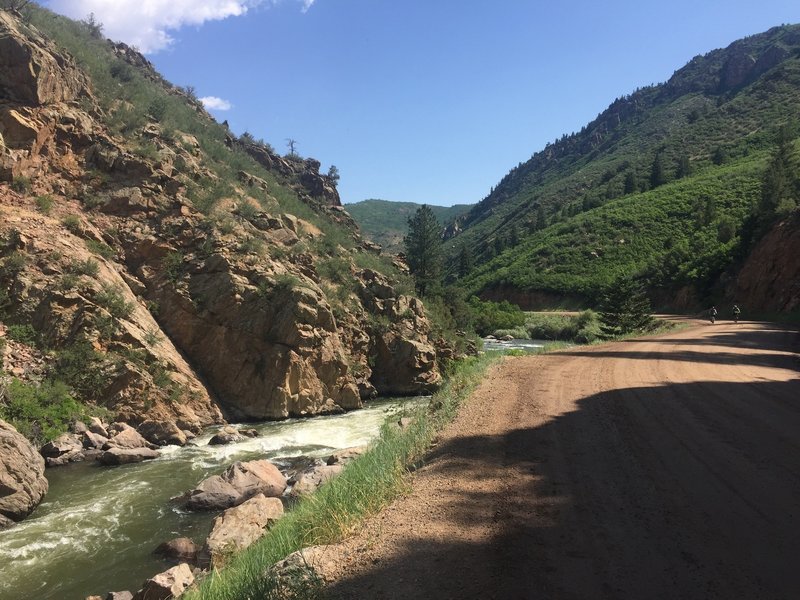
[0,398,420,600]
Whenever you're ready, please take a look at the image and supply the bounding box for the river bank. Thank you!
[0,398,419,600]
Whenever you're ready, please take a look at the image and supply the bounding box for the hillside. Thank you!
[0,6,456,449]
[346,199,472,254]
[448,24,800,310]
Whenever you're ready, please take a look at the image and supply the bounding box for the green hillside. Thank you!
[447,24,800,307]
[346,199,472,253]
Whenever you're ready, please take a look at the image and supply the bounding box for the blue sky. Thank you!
[45,1,799,206]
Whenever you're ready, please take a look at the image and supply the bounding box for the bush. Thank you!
[95,285,134,319]
[466,297,526,336]
[67,257,100,277]
[11,176,32,194]
[35,194,54,214]
[0,378,86,444]
[6,324,38,345]
[53,341,107,401]
[2,251,28,274]
[62,214,82,234]
[86,239,115,259]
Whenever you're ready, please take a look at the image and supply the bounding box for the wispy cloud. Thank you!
[200,96,233,111]
[47,0,316,54]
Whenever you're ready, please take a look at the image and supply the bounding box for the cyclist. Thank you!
[710,305,717,324]
[732,304,741,324]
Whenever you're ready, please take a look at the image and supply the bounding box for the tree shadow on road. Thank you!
[326,378,800,600]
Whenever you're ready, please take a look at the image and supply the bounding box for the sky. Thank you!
[44,0,800,206]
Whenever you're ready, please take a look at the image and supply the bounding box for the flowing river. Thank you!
[0,398,421,600]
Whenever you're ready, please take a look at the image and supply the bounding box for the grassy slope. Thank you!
[446,25,800,303]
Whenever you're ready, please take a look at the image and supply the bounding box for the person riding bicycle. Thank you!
[732,304,741,323]
[710,305,717,323]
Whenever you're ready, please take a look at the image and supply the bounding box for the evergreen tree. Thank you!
[676,154,691,179]
[598,276,654,338]
[535,205,547,230]
[759,126,797,221]
[403,205,442,297]
[457,244,473,278]
[623,171,637,194]
[650,152,667,189]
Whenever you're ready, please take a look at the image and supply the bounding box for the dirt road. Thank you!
[324,320,800,599]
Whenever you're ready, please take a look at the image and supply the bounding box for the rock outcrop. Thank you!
[734,211,800,312]
[0,7,444,443]
[0,418,48,527]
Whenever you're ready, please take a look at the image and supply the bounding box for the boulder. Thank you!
[290,464,343,497]
[40,432,85,466]
[0,419,48,527]
[199,494,284,567]
[154,538,199,564]
[269,545,338,585]
[103,424,154,450]
[132,563,194,600]
[208,426,244,446]
[82,430,109,450]
[99,447,160,466]
[137,420,187,447]
[326,445,367,465]
[106,593,134,600]
[88,417,109,438]
[182,460,286,511]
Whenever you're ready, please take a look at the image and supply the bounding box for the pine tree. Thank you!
[759,126,797,221]
[403,205,442,297]
[598,276,654,338]
[649,152,667,189]
[457,244,473,278]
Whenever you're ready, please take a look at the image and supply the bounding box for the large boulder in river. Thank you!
[182,459,286,511]
[99,447,160,466]
[103,424,156,450]
[199,494,284,568]
[0,419,48,528]
[137,420,187,447]
[154,537,199,564]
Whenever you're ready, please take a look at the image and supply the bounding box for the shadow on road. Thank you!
[326,378,800,600]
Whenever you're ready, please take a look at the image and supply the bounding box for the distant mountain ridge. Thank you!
[346,199,472,253]
[447,23,800,311]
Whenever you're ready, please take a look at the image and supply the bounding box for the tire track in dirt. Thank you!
[324,320,800,599]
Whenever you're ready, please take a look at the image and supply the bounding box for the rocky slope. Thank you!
[0,6,446,460]
[734,210,800,312]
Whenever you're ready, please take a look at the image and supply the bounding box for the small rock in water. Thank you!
[106,592,133,600]
[208,426,244,445]
[99,447,159,466]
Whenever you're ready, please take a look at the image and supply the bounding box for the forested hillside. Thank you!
[346,199,472,253]
[447,24,800,310]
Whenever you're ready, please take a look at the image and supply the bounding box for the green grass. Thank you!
[184,353,499,600]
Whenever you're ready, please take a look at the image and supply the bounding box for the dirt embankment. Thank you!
[322,319,800,599]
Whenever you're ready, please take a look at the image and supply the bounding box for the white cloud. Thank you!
[200,96,233,111]
[47,0,316,54]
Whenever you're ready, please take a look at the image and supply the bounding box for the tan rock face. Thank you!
[0,419,48,527]
[0,13,88,106]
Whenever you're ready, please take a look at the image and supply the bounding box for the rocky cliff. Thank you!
[734,210,800,313]
[0,7,447,450]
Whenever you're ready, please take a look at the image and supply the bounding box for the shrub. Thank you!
[67,257,100,277]
[0,378,86,444]
[35,194,54,214]
[95,285,134,319]
[10,176,32,194]
[162,251,184,282]
[86,239,115,259]
[467,297,526,336]
[6,324,38,345]
[2,251,28,274]
[62,214,82,234]
[53,340,106,401]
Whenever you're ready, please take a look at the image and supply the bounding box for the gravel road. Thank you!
[324,319,800,600]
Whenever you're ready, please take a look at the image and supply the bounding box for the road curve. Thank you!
[325,320,800,600]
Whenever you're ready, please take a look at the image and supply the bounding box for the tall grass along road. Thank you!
[325,320,800,599]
